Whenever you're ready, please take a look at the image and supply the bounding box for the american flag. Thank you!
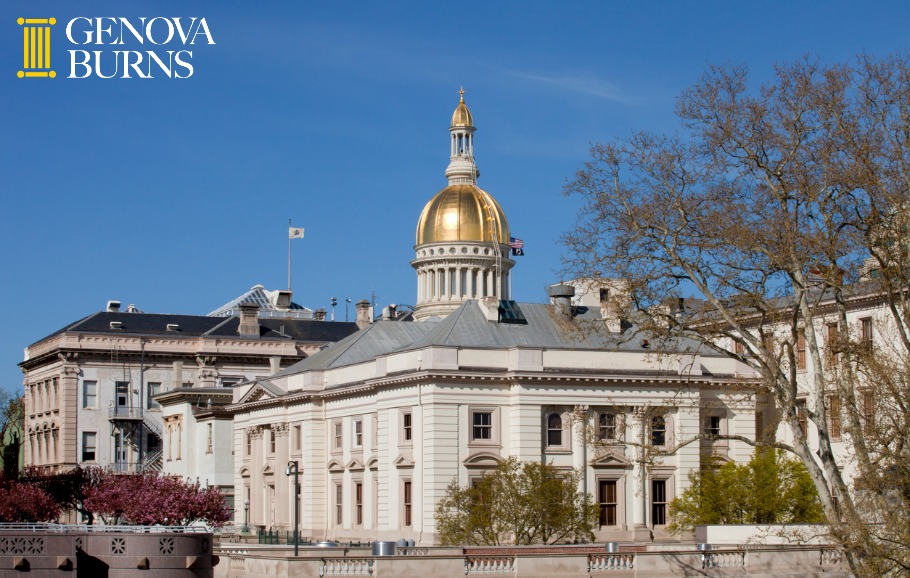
[509,237,524,256]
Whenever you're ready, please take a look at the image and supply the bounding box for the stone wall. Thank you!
[0,527,215,577]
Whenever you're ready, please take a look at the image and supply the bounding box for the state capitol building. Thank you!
[222,93,755,544]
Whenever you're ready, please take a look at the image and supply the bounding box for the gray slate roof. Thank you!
[276,300,717,376]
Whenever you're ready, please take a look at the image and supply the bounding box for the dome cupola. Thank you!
[411,90,516,321]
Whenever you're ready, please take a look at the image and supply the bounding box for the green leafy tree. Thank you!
[435,457,598,545]
[669,449,825,534]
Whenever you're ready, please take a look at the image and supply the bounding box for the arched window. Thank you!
[650,416,666,447]
[547,413,563,447]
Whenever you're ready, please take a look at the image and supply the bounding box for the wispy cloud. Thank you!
[503,69,636,104]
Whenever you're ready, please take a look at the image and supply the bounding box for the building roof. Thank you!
[24,311,359,351]
[208,284,312,317]
[276,300,718,377]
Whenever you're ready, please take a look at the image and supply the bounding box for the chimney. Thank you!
[106,300,121,313]
[238,303,260,338]
[314,308,327,321]
[548,284,576,320]
[355,300,372,329]
[479,297,500,322]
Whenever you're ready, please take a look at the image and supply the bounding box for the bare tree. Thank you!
[563,55,910,576]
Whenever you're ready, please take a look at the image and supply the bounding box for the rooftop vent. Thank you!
[274,290,292,309]
[110,321,123,329]
[166,324,180,332]
[106,300,121,313]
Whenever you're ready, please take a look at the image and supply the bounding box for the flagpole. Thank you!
[288,219,292,291]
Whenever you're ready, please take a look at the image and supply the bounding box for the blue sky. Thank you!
[2,1,909,394]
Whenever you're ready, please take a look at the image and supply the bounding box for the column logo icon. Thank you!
[17,17,56,78]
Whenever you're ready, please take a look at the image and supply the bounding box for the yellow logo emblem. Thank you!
[17,17,56,78]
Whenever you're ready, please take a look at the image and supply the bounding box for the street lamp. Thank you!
[345,298,352,322]
[286,461,300,556]
[242,498,250,534]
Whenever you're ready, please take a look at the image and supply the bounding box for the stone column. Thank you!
[629,408,653,541]
[274,423,290,531]
[248,426,264,527]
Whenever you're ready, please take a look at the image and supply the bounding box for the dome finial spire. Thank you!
[458,86,466,102]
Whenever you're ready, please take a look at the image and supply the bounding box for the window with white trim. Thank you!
[82,432,96,462]
[471,410,493,442]
[546,413,563,447]
[353,419,363,447]
[82,381,97,409]
[651,479,667,526]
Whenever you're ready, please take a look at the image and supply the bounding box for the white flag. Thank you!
[289,227,305,239]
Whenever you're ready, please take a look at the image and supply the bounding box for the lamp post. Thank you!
[242,498,250,534]
[345,298,352,322]
[331,297,338,321]
[285,461,300,556]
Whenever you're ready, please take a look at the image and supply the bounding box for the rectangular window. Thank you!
[862,391,874,435]
[82,432,96,462]
[402,412,413,442]
[355,482,363,526]
[206,423,213,453]
[861,318,873,351]
[828,395,842,439]
[755,411,764,442]
[354,419,363,447]
[598,480,617,526]
[335,483,343,525]
[826,323,839,361]
[115,381,129,409]
[797,400,808,437]
[82,380,97,408]
[650,416,666,447]
[269,429,276,454]
[796,333,806,370]
[147,382,162,409]
[704,415,721,437]
[293,425,302,452]
[546,413,564,447]
[245,432,252,456]
[333,421,343,450]
[403,481,412,527]
[472,411,493,441]
[598,412,617,440]
[651,480,667,526]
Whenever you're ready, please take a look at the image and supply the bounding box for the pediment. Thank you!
[237,383,279,404]
[463,452,502,469]
[366,457,379,470]
[394,455,415,469]
[327,459,344,473]
[261,464,274,476]
[347,458,365,472]
[239,467,250,477]
[591,450,632,468]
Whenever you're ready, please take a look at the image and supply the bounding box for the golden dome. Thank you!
[451,90,474,128]
[416,184,509,245]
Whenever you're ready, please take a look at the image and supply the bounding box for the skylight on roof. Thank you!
[498,300,527,324]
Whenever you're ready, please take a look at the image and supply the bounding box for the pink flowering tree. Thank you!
[84,471,231,527]
[0,482,60,522]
